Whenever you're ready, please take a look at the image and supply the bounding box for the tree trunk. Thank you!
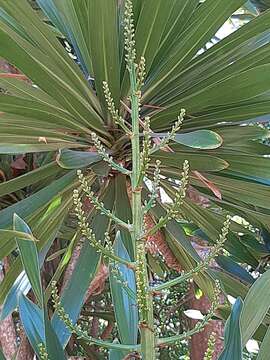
[0,259,18,359]
[189,290,224,360]
[16,333,34,360]
[189,243,224,359]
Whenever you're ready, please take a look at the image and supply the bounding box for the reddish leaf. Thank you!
[192,171,222,200]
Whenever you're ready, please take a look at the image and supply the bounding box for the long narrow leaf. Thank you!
[14,214,43,305]
[218,298,243,360]
[240,269,270,346]
[109,232,138,345]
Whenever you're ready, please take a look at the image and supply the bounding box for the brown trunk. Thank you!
[189,290,224,360]
[0,259,18,359]
[187,186,224,359]
[189,243,223,360]
[16,332,34,360]
[61,240,85,292]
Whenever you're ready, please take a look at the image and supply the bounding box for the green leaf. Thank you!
[43,312,67,360]
[151,151,228,172]
[0,161,63,197]
[0,0,107,136]
[174,130,223,149]
[109,232,138,345]
[114,174,134,260]
[56,149,101,169]
[36,0,92,76]
[87,0,120,113]
[121,0,177,96]
[240,269,270,346]
[0,270,30,321]
[219,154,270,179]
[0,347,5,360]
[153,130,223,149]
[144,0,246,100]
[214,270,249,300]
[14,214,43,305]
[150,0,198,72]
[217,125,269,144]
[0,195,71,316]
[0,171,76,229]
[109,348,127,360]
[218,298,243,360]
[134,0,175,74]
[161,182,258,267]
[152,64,270,128]
[216,256,255,285]
[18,295,67,360]
[14,217,66,359]
[19,295,44,355]
[256,326,270,360]
[196,173,270,211]
[0,143,80,154]
[51,179,115,346]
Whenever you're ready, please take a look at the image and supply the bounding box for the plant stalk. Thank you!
[129,63,155,359]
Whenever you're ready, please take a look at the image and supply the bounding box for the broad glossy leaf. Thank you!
[153,130,222,149]
[175,130,222,149]
[218,298,243,360]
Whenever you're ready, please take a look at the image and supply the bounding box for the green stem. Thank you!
[129,63,155,360]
